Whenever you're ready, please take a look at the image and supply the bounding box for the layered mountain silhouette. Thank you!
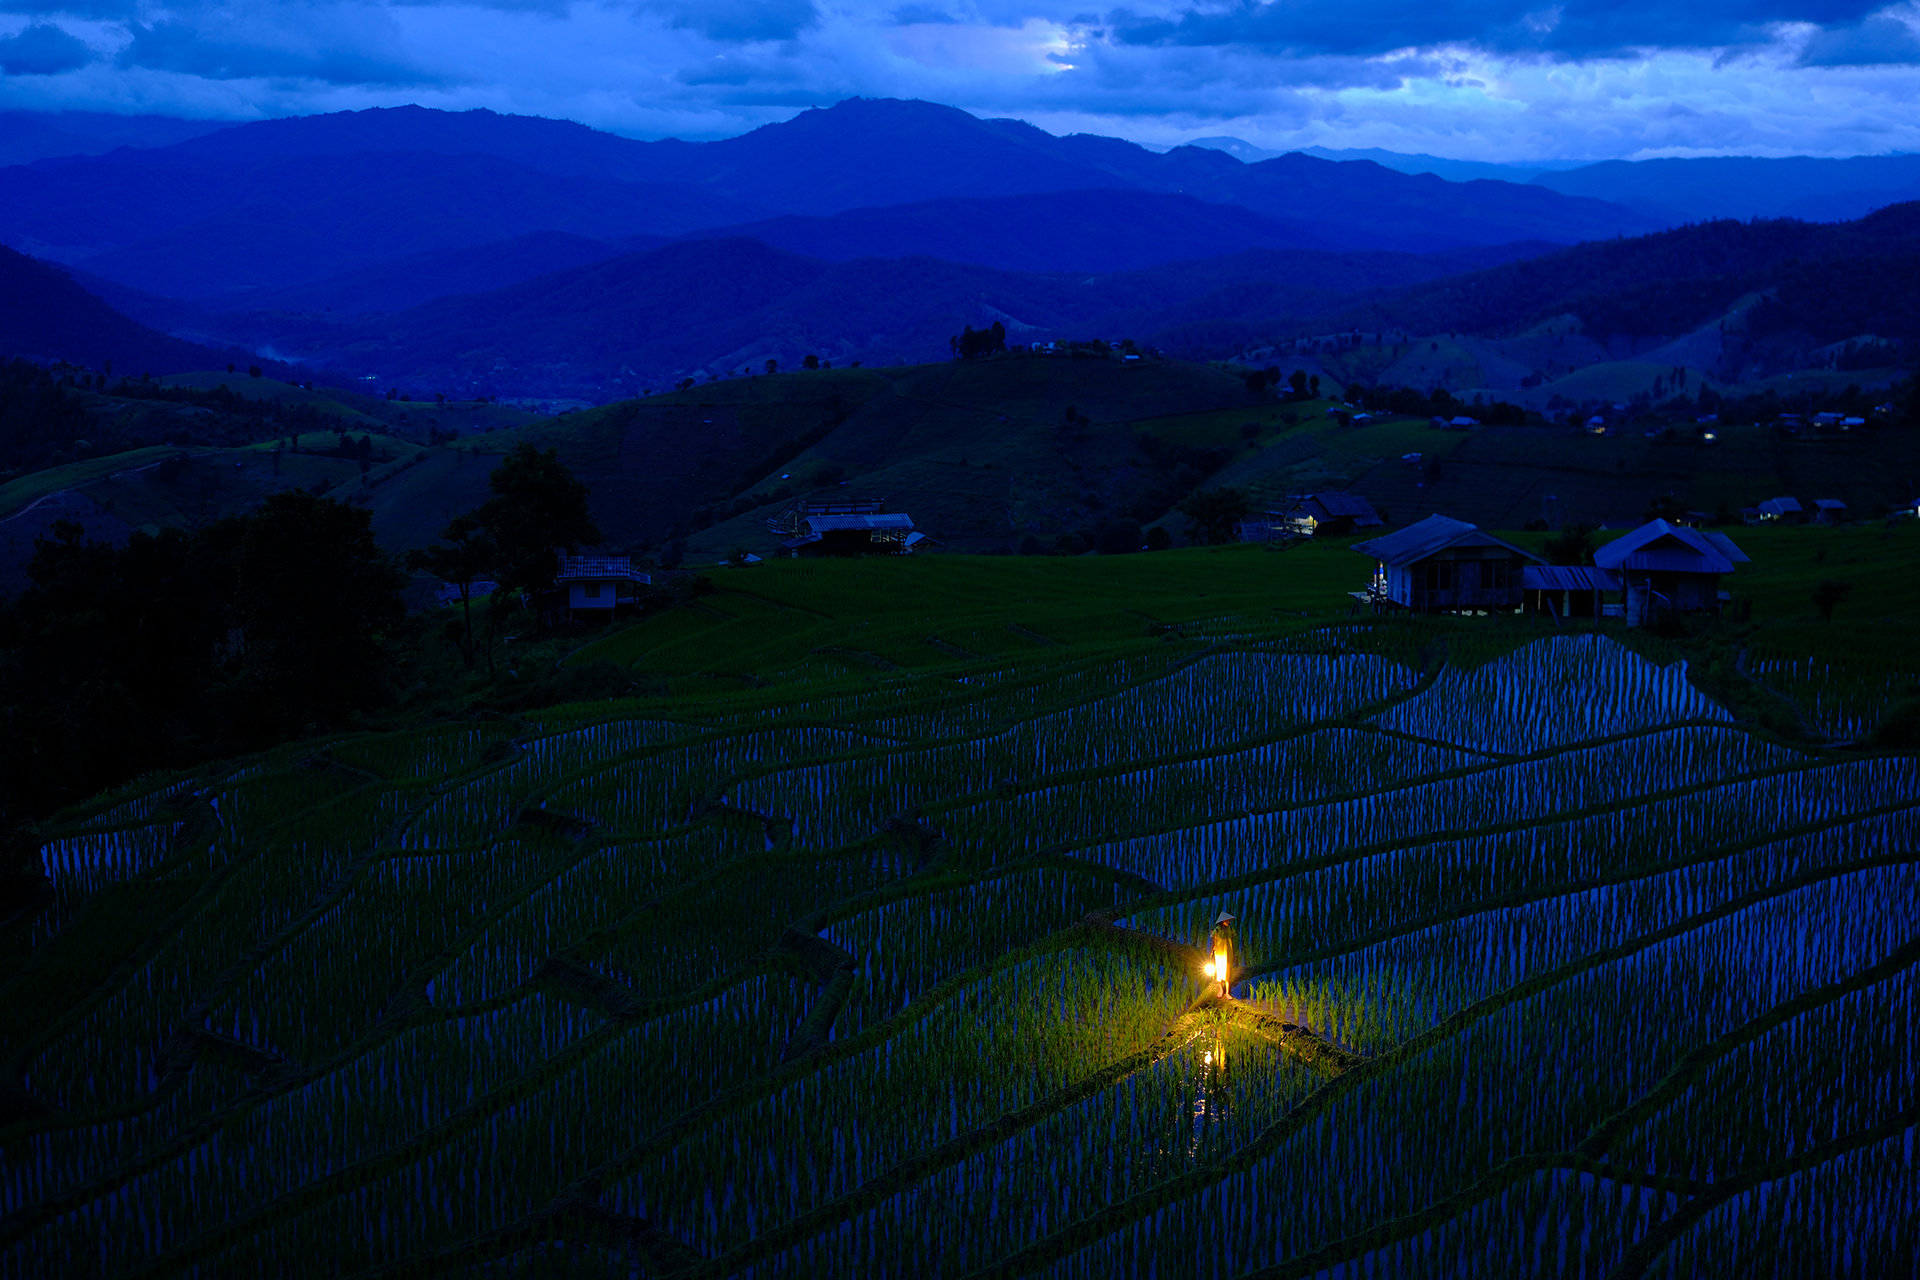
[0,110,235,168]
[0,150,765,300]
[4,98,1915,402]
[0,244,241,376]
[227,203,1917,398]
[679,190,1339,272]
[1529,154,1920,226]
[0,97,1658,305]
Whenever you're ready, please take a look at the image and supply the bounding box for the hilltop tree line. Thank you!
[0,444,608,821]
[0,359,364,481]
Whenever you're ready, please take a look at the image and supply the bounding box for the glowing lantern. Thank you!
[1208,911,1236,998]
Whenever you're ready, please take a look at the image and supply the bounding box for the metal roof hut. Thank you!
[1521,564,1622,621]
[1591,518,1749,626]
[767,498,918,557]
[1351,514,1542,613]
[555,555,650,620]
[1282,492,1384,537]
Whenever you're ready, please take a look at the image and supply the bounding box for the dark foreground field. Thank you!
[1,534,1917,1277]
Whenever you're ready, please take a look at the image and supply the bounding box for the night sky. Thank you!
[1,1,1917,160]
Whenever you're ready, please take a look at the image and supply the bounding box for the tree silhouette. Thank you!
[229,491,408,736]
[477,444,602,601]
[950,322,1007,359]
[1543,523,1598,565]
[765,358,778,375]
[1177,487,1251,545]
[407,514,498,669]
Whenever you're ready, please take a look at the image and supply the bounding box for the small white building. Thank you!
[556,556,650,615]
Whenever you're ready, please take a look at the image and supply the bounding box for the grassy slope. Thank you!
[159,372,383,424]
[0,447,181,520]
[160,371,543,434]
[1351,421,1920,531]
[568,541,1364,692]
[0,434,438,549]
[435,357,1270,556]
[566,520,1920,724]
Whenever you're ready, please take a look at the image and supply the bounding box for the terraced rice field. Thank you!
[2,628,1915,1277]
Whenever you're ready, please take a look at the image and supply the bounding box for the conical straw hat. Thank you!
[1214,911,1235,925]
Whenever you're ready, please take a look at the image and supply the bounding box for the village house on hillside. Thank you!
[1592,518,1749,625]
[1352,514,1541,613]
[767,498,922,556]
[553,555,650,622]
[1238,493,1383,541]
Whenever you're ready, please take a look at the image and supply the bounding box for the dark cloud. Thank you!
[115,21,439,84]
[889,5,960,23]
[1103,1,1889,58]
[1799,11,1920,63]
[0,22,96,75]
[0,0,136,17]
[661,0,820,42]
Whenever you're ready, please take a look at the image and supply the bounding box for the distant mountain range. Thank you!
[0,244,247,377]
[0,110,233,168]
[75,236,1568,398]
[0,149,765,300]
[1191,139,1589,184]
[61,202,1896,401]
[2,99,1917,402]
[1188,138,1920,223]
[0,98,1657,307]
[1529,154,1920,226]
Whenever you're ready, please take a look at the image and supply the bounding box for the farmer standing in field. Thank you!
[1209,911,1235,998]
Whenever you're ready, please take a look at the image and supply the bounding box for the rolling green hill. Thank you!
[415,356,1279,557]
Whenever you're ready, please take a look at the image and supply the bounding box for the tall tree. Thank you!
[477,444,602,600]
[229,491,407,736]
[407,514,498,669]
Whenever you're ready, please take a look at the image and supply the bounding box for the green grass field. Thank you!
[567,543,1364,693]
[567,523,1918,717]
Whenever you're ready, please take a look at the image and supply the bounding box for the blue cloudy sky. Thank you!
[1,0,1917,159]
